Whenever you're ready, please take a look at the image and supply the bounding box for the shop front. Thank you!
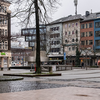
[0,51,11,70]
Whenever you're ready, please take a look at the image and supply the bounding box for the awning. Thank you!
[49,60,62,62]
[80,57,91,60]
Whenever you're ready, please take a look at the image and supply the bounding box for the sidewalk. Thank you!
[0,87,100,100]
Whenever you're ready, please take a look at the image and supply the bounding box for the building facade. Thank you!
[0,1,11,69]
[46,22,63,63]
[63,15,82,64]
[94,18,100,52]
[21,25,46,51]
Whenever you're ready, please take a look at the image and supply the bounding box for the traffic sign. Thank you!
[64,52,66,60]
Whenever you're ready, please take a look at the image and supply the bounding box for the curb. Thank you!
[0,76,24,81]
[3,73,61,77]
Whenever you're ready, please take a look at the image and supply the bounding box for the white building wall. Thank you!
[46,23,63,55]
[63,20,80,56]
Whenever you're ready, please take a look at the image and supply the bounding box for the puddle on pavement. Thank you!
[75,94,90,97]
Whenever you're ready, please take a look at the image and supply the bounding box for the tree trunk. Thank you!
[35,0,41,73]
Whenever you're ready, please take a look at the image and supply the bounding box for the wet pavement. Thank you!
[1,77,100,93]
[1,69,100,100]
[0,78,67,93]
[0,69,100,93]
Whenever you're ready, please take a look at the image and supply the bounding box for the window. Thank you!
[86,32,88,37]
[31,36,36,40]
[0,42,2,49]
[0,17,2,24]
[50,34,53,38]
[4,17,7,24]
[1,6,4,12]
[72,47,75,51]
[97,13,100,18]
[76,38,78,42]
[81,24,84,29]
[76,30,78,37]
[54,41,56,45]
[69,31,70,35]
[86,23,88,28]
[72,23,74,27]
[65,24,67,28]
[68,24,70,27]
[51,48,60,52]
[5,30,7,36]
[65,31,67,35]
[95,22,100,28]
[89,40,93,45]
[81,41,85,45]
[89,31,93,36]
[50,27,59,31]
[65,40,67,43]
[56,33,60,38]
[72,31,74,34]
[2,18,4,24]
[0,29,1,35]
[69,47,71,51]
[4,7,6,13]
[89,23,92,28]
[96,40,100,46]
[76,22,78,26]
[57,41,60,44]
[1,29,4,36]
[95,31,100,37]
[0,6,1,12]
[81,32,85,37]
[30,42,35,47]
[72,39,74,42]
[86,40,88,45]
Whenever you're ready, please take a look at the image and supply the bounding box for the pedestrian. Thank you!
[81,62,84,69]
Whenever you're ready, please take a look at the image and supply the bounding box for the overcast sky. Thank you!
[11,0,100,33]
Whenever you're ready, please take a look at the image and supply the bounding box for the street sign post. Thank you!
[64,52,66,60]
[64,52,66,65]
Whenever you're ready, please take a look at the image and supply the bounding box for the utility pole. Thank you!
[34,0,41,73]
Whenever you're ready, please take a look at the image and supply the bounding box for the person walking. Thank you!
[81,62,84,69]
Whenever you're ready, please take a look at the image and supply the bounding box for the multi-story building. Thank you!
[46,18,63,64]
[21,25,46,51]
[0,0,11,69]
[11,48,32,66]
[94,18,100,52]
[80,12,100,66]
[63,14,82,64]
